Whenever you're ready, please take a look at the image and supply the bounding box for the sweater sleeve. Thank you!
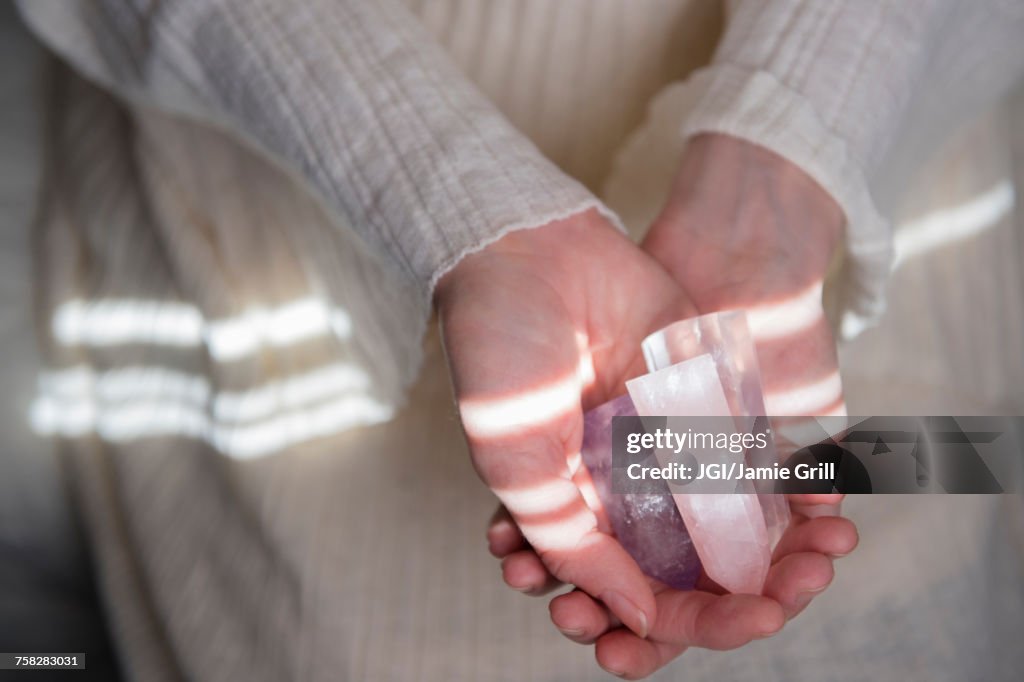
[680,0,1024,337]
[17,0,614,304]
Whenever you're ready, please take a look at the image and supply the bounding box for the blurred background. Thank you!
[0,4,121,680]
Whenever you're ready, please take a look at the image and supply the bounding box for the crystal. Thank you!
[580,394,701,590]
[643,311,790,547]
[627,346,772,595]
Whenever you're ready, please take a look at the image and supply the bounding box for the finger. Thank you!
[794,499,843,516]
[648,591,785,650]
[571,453,612,534]
[763,552,834,619]
[749,316,847,516]
[501,550,561,596]
[595,629,686,680]
[754,317,844,416]
[549,589,616,644]
[793,500,843,518]
[773,515,858,561]
[487,505,527,558]
[787,493,844,507]
[751,319,848,513]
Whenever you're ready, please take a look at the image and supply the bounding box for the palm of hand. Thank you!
[642,134,846,419]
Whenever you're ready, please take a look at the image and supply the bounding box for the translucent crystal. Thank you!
[626,354,770,595]
[580,394,701,590]
[642,310,790,549]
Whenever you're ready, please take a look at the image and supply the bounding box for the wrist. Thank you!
[434,208,615,309]
[644,134,843,305]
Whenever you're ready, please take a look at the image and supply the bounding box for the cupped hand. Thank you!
[535,132,852,678]
[436,208,697,639]
[642,133,846,423]
[645,134,848,522]
[473,135,858,678]
[489,499,857,679]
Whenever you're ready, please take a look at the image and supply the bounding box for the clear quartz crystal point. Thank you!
[580,394,701,590]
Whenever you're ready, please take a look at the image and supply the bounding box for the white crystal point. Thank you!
[681,493,771,595]
[626,353,720,414]
[642,312,790,550]
[626,354,770,595]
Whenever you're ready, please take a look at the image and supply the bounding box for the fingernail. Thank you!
[601,591,649,639]
[598,661,628,678]
[793,585,828,609]
[558,626,586,638]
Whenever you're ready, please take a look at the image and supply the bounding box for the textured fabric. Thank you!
[407,0,723,191]
[682,0,1024,335]
[18,0,614,406]
[12,0,1024,680]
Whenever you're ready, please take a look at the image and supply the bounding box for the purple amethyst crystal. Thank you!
[581,394,701,590]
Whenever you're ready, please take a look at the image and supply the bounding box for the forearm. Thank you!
[644,133,842,310]
[681,0,1024,334]
[20,0,606,301]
